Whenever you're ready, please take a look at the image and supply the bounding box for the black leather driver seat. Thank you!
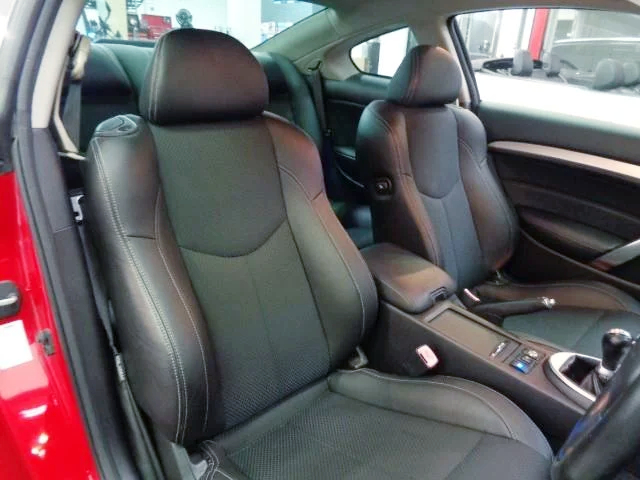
[356,45,640,356]
[85,30,551,479]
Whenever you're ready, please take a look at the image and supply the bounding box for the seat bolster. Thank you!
[452,106,518,274]
[357,101,442,264]
[475,280,640,314]
[266,114,378,366]
[85,115,219,446]
[328,369,552,459]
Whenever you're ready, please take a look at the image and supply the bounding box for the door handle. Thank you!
[0,281,20,319]
[0,293,18,308]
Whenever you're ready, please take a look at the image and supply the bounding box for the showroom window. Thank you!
[351,27,417,77]
[0,0,15,47]
[77,0,324,48]
[455,9,640,128]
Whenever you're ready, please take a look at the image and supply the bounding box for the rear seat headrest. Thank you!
[139,29,268,125]
[623,62,640,87]
[511,50,533,77]
[593,58,625,91]
[542,52,561,77]
[83,44,134,96]
[387,45,462,107]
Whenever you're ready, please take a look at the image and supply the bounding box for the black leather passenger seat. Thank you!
[78,40,373,247]
[357,45,640,356]
[83,29,552,478]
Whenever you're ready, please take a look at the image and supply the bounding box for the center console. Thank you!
[361,243,593,440]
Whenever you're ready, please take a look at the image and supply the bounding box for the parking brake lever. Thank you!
[468,296,556,325]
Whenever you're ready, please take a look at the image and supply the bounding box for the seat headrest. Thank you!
[139,29,268,125]
[542,52,561,77]
[623,62,640,87]
[511,50,533,77]
[593,58,625,91]
[387,45,461,107]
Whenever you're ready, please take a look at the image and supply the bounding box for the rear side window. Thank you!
[351,28,417,77]
[77,0,324,48]
[455,9,640,128]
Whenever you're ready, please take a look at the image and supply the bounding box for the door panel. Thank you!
[479,101,640,292]
[480,103,640,166]
[324,74,388,198]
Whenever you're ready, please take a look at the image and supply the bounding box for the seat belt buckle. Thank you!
[416,345,439,370]
[347,346,368,370]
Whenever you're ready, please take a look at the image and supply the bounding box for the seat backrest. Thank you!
[84,29,377,447]
[81,43,322,152]
[356,45,518,289]
[80,43,153,151]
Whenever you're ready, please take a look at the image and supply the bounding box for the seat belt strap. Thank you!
[62,81,82,150]
[309,65,329,135]
[76,216,163,480]
[56,33,91,159]
[309,64,342,199]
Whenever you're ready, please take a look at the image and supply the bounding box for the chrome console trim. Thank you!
[547,352,596,409]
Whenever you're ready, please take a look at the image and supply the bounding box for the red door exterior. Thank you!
[0,172,99,479]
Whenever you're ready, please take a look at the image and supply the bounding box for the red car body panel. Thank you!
[0,172,98,480]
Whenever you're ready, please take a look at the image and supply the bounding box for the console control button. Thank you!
[519,355,534,365]
[511,359,531,374]
[490,340,509,358]
[522,348,540,360]
[374,178,393,195]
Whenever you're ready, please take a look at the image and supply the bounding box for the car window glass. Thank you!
[77,0,324,48]
[0,0,16,48]
[455,9,640,128]
[351,28,417,77]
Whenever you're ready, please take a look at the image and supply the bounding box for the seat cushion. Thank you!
[504,308,640,357]
[214,370,551,480]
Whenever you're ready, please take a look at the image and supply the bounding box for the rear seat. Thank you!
[77,41,373,247]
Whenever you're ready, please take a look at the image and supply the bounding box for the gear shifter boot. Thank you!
[580,369,605,396]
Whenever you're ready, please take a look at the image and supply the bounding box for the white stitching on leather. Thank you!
[454,109,517,267]
[155,189,210,441]
[201,441,235,480]
[200,441,218,480]
[279,165,367,341]
[92,139,183,443]
[336,369,518,440]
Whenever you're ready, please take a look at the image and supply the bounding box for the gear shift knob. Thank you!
[599,328,633,380]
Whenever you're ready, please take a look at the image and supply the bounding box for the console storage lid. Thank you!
[361,243,456,313]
